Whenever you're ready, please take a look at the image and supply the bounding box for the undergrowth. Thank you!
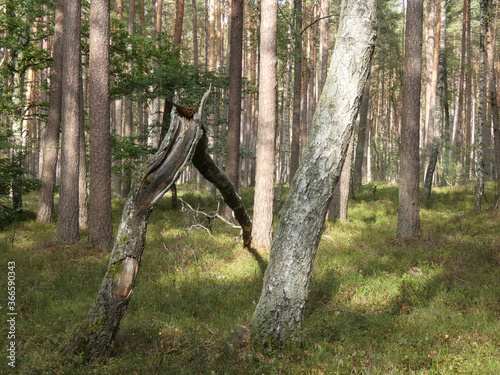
[0,183,499,374]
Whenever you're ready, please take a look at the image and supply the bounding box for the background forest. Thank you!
[3,0,500,222]
[1,0,500,374]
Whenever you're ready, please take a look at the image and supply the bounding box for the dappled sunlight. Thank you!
[3,185,499,374]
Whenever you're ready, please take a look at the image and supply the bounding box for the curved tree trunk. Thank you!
[250,0,377,346]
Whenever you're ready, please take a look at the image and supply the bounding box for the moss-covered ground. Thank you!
[1,183,499,374]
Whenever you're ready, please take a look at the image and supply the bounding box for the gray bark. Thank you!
[251,0,377,346]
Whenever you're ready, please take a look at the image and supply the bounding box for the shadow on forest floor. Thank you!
[1,183,499,374]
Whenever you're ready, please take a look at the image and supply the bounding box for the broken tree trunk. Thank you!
[65,88,211,360]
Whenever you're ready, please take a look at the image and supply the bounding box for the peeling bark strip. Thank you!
[65,88,211,360]
[251,0,377,346]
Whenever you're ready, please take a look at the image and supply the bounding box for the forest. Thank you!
[1,0,500,374]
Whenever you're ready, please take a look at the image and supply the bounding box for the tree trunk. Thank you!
[89,0,113,249]
[423,0,445,199]
[423,0,437,162]
[464,0,473,179]
[251,0,277,250]
[475,0,487,211]
[352,81,371,194]
[396,0,423,239]
[173,0,185,46]
[56,0,82,244]
[65,88,211,360]
[250,0,376,346]
[191,0,198,66]
[79,91,88,231]
[122,0,136,197]
[328,135,355,221]
[37,0,63,223]
[289,0,303,181]
[450,0,469,182]
[319,0,329,93]
[488,1,500,208]
[224,0,244,214]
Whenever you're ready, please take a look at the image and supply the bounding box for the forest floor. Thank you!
[1,183,499,374]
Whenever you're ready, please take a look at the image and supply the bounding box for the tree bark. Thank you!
[475,0,487,211]
[122,0,136,197]
[352,80,371,194]
[328,135,355,221]
[319,0,329,93]
[396,0,423,239]
[224,0,244,206]
[173,0,185,46]
[89,0,113,249]
[37,0,63,223]
[56,0,82,244]
[423,0,445,199]
[251,0,376,346]
[191,0,198,66]
[251,0,277,250]
[289,0,303,181]
[423,0,437,160]
[488,1,500,208]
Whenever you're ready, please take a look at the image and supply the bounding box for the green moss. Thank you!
[108,261,123,283]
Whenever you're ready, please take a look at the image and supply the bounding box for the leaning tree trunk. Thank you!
[65,88,211,360]
[192,132,253,248]
[250,0,377,346]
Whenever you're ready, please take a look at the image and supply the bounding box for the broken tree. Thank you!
[65,87,253,360]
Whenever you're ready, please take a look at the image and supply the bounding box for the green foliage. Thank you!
[1,184,499,374]
[111,134,151,172]
[0,133,40,228]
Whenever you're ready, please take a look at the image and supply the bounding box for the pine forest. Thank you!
[1,0,500,374]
